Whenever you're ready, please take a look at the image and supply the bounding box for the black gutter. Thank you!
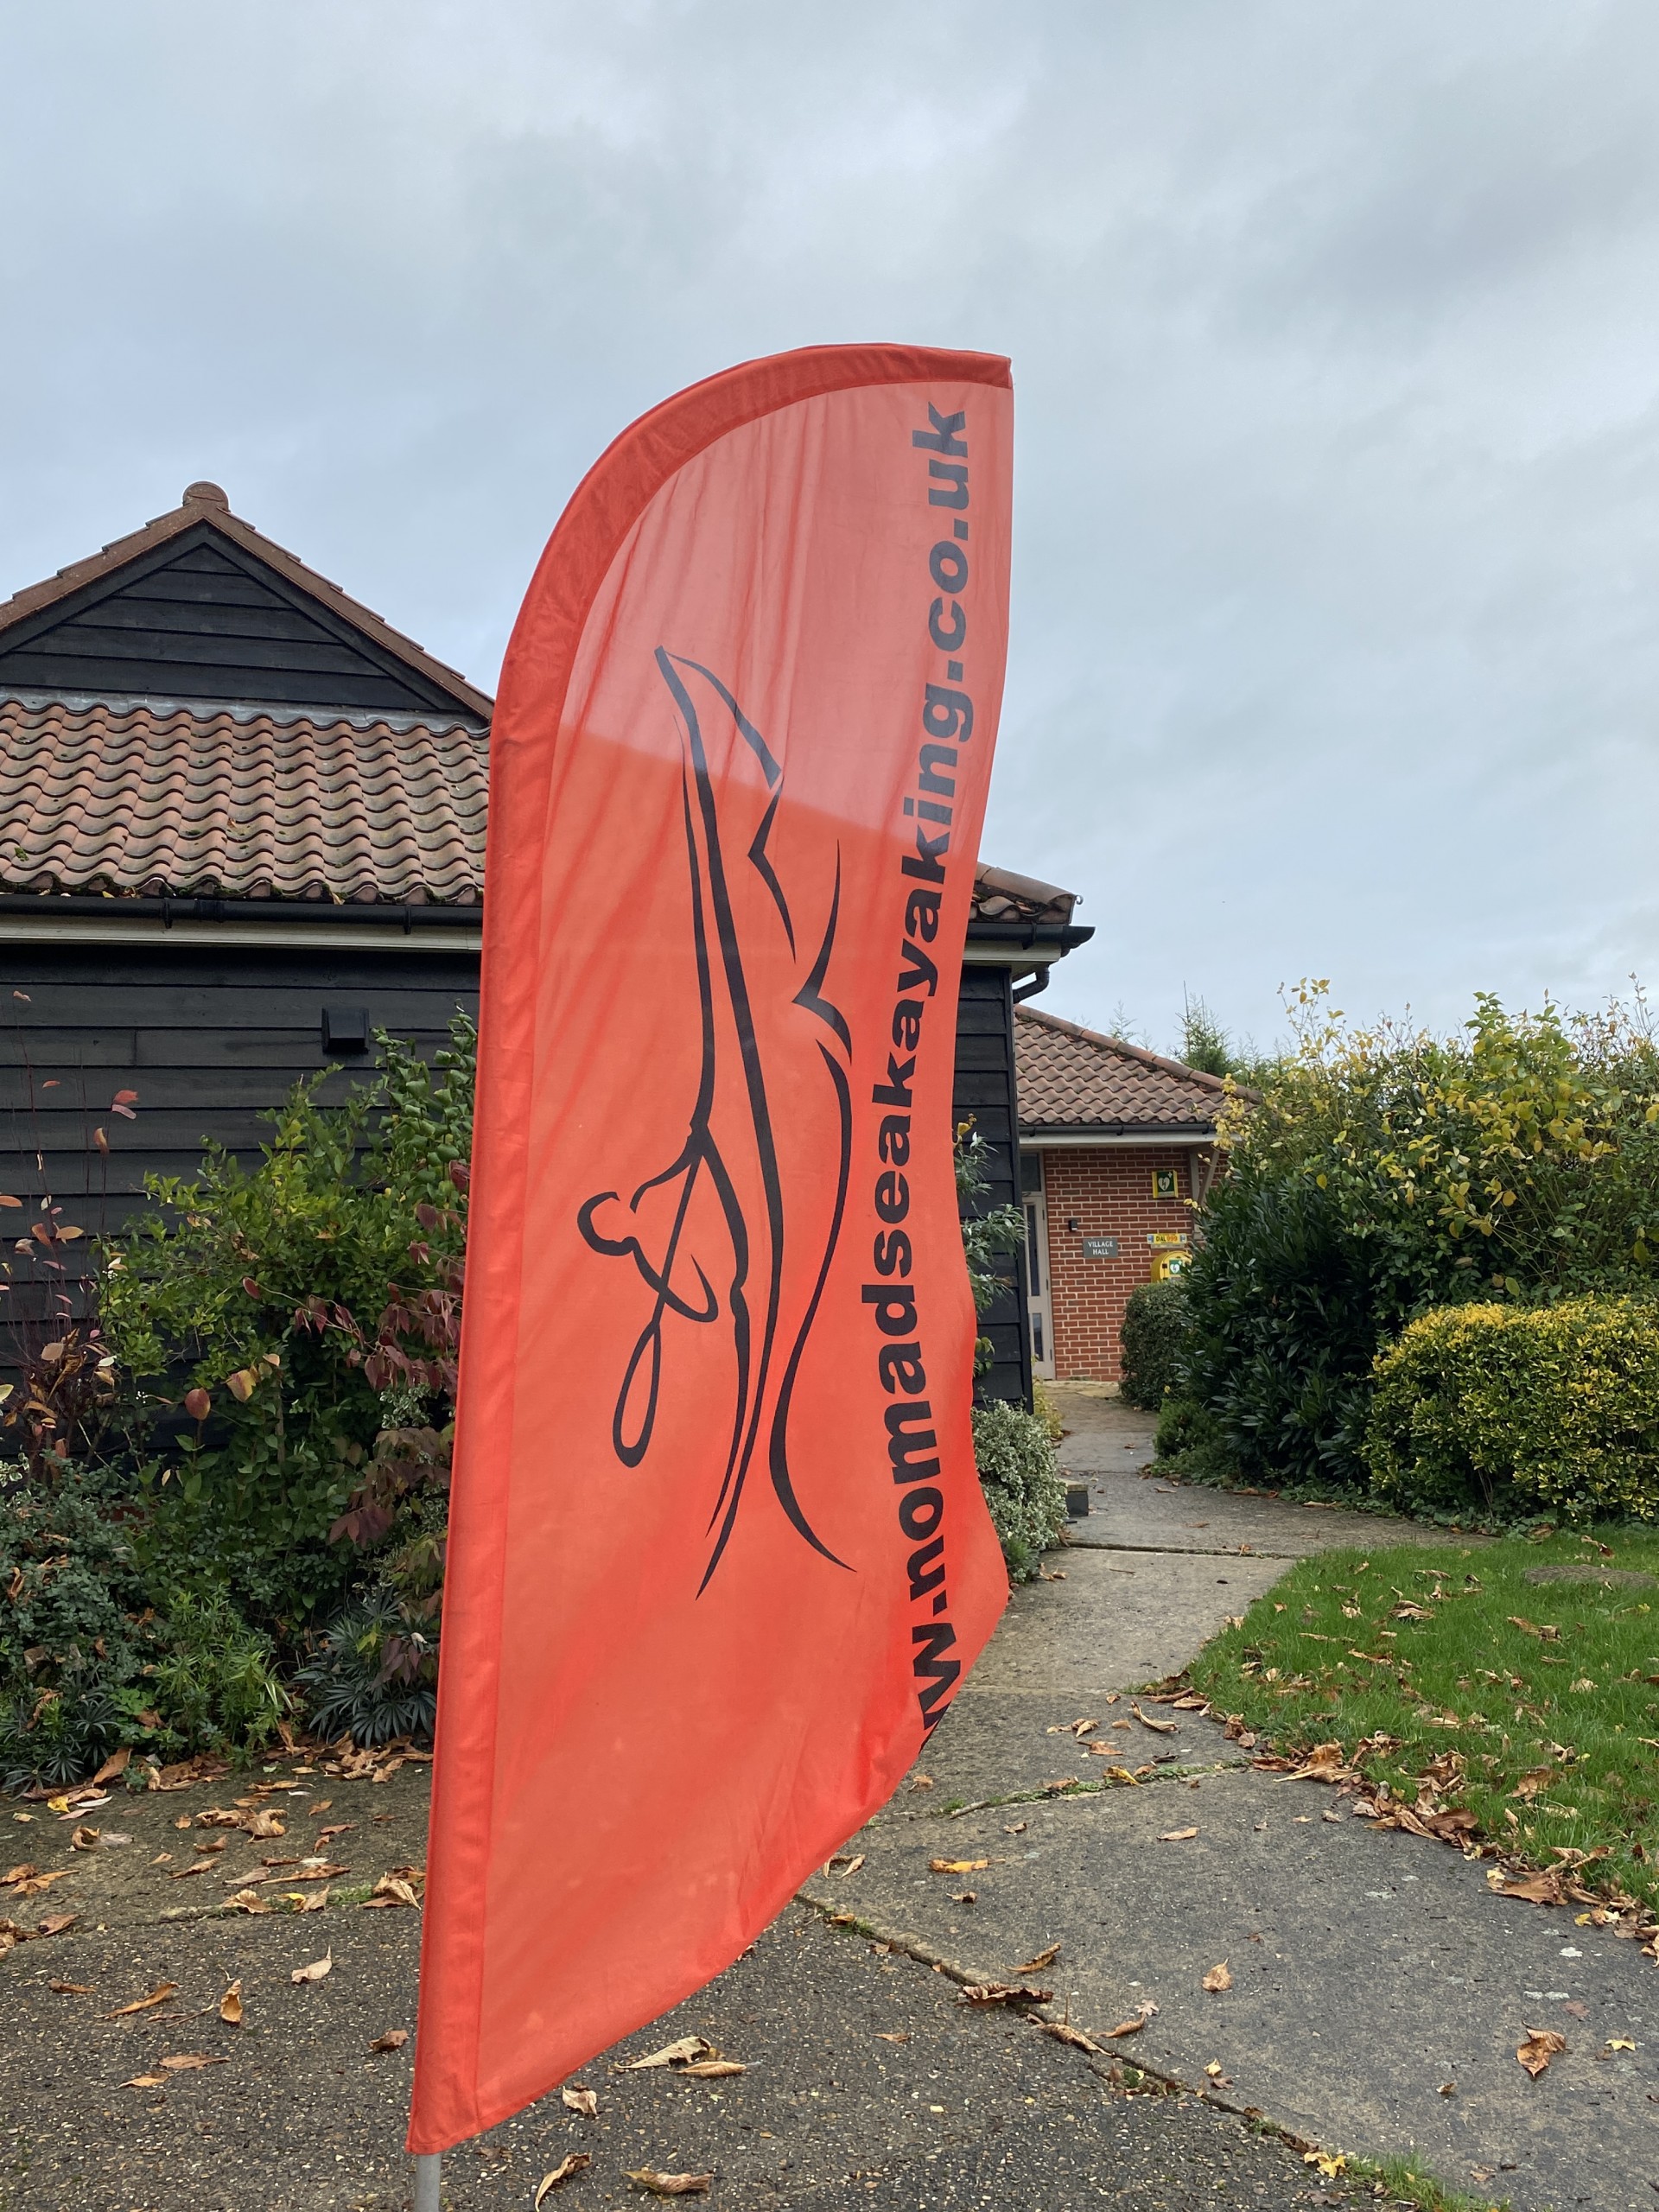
[0,894,483,933]
[0,902,1090,949]
[964,920,1094,953]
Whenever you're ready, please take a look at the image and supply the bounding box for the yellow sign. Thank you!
[1152,1166,1180,1200]
[1147,1231,1189,1249]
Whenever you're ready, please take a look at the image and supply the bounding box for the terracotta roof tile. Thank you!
[968,862,1077,926]
[0,697,486,905]
[1015,1006,1230,1134]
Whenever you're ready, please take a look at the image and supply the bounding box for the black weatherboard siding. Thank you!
[0,941,480,1234]
[954,963,1032,1408]
[0,524,467,717]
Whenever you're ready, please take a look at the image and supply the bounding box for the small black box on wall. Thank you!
[321,1005,371,1054]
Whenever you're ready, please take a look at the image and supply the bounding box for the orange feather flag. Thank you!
[410,346,1014,2150]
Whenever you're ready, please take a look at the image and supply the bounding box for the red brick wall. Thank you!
[1037,1146,1201,1382]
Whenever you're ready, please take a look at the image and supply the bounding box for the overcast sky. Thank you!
[3,3,1656,1052]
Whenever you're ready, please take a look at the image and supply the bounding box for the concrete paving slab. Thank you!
[824,1769,1659,2212]
[1049,1387,1481,1557]
[1066,1470,1465,1559]
[0,1895,1387,2211]
[0,1760,431,1935]
[891,1546,1280,1806]
[965,1548,1286,1696]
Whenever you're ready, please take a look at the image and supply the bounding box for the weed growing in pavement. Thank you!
[1189,1531,1659,1916]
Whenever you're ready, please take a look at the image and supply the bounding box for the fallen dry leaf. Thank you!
[1160,1827,1199,1843]
[35,1913,77,1937]
[1496,1872,1561,1904]
[626,2171,713,2197]
[48,1980,93,1995]
[369,2028,410,2053]
[1017,1942,1062,1972]
[289,1951,333,1985]
[8,1869,71,1896]
[105,1981,179,2019]
[562,2085,599,2115]
[628,2035,715,2070]
[1133,1704,1178,1734]
[160,2052,228,2071]
[361,1873,420,1910]
[70,1826,99,1851]
[929,1858,988,1874]
[959,1982,1053,2006]
[874,2031,911,2044]
[219,1980,243,2026]
[679,2058,746,2078]
[125,2074,168,2090]
[535,2158,593,2202]
[1040,2021,1103,2052]
[92,1747,130,1786]
[1516,2027,1567,2078]
[1202,1963,1232,1993]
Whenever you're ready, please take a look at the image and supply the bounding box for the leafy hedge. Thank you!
[0,1468,289,1787]
[1117,1280,1189,1409]
[970,1400,1067,1581]
[1365,1296,1659,1521]
[1180,988,1659,1491]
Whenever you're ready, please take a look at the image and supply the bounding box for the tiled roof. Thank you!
[1015,1007,1230,1135]
[0,696,486,906]
[969,862,1077,926]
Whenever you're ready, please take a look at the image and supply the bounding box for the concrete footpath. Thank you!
[810,1389,1656,2212]
[2,1753,1393,2212]
[3,1389,1652,2208]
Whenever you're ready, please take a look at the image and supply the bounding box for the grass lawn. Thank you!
[1185,1527,1659,1923]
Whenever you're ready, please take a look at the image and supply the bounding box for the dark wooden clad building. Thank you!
[0,485,1087,1407]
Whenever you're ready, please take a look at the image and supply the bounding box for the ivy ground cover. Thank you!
[1187,1532,1659,1919]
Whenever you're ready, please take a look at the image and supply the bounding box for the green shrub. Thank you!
[0,1467,149,1786]
[0,1468,288,1786]
[1153,1395,1201,1460]
[1181,1173,1382,1486]
[100,1013,474,1629]
[1365,1296,1659,1521]
[1183,986,1659,1490]
[972,1400,1066,1582]
[296,1587,438,1747]
[1118,1280,1190,1409]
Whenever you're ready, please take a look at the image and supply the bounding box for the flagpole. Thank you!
[414,2152,442,2209]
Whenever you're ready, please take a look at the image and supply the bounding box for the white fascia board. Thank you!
[1020,1131,1217,1148]
[961,942,1065,967]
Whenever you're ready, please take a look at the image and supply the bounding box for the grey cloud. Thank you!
[3,0,1656,1049]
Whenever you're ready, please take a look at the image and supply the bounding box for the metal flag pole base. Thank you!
[414,2152,442,2210]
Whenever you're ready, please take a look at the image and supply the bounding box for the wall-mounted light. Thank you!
[1065,1216,1081,1233]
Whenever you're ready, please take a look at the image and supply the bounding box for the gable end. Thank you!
[0,521,480,721]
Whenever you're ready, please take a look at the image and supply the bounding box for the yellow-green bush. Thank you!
[1365,1296,1659,1520]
